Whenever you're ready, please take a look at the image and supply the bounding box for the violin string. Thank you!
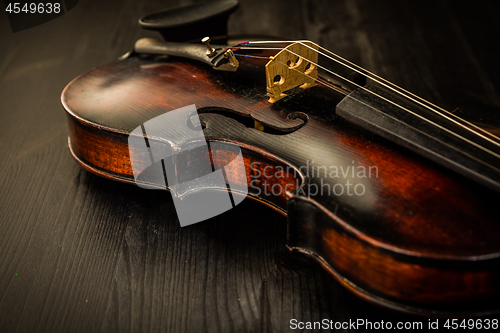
[244,40,486,123]
[244,42,500,144]
[236,51,500,171]
[233,44,500,160]
[233,51,500,170]
[311,42,500,145]
[241,41,496,131]
[232,54,272,60]
[242,41,500,146]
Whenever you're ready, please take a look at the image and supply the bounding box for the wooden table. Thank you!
[1,1,499,331]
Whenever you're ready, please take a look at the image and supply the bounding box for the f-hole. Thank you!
[195,107,308,135]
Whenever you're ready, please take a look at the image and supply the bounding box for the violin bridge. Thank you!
[265,41,318,103]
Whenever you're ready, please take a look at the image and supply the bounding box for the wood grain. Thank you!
[1,0,500,332]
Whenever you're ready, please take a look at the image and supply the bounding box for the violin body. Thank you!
[62,47,500,315]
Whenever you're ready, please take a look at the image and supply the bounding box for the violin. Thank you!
[61,1,500,316]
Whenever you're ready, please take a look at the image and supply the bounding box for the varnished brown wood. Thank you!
[63,40,500,315]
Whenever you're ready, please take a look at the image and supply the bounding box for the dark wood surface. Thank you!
[1,1,500,332]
